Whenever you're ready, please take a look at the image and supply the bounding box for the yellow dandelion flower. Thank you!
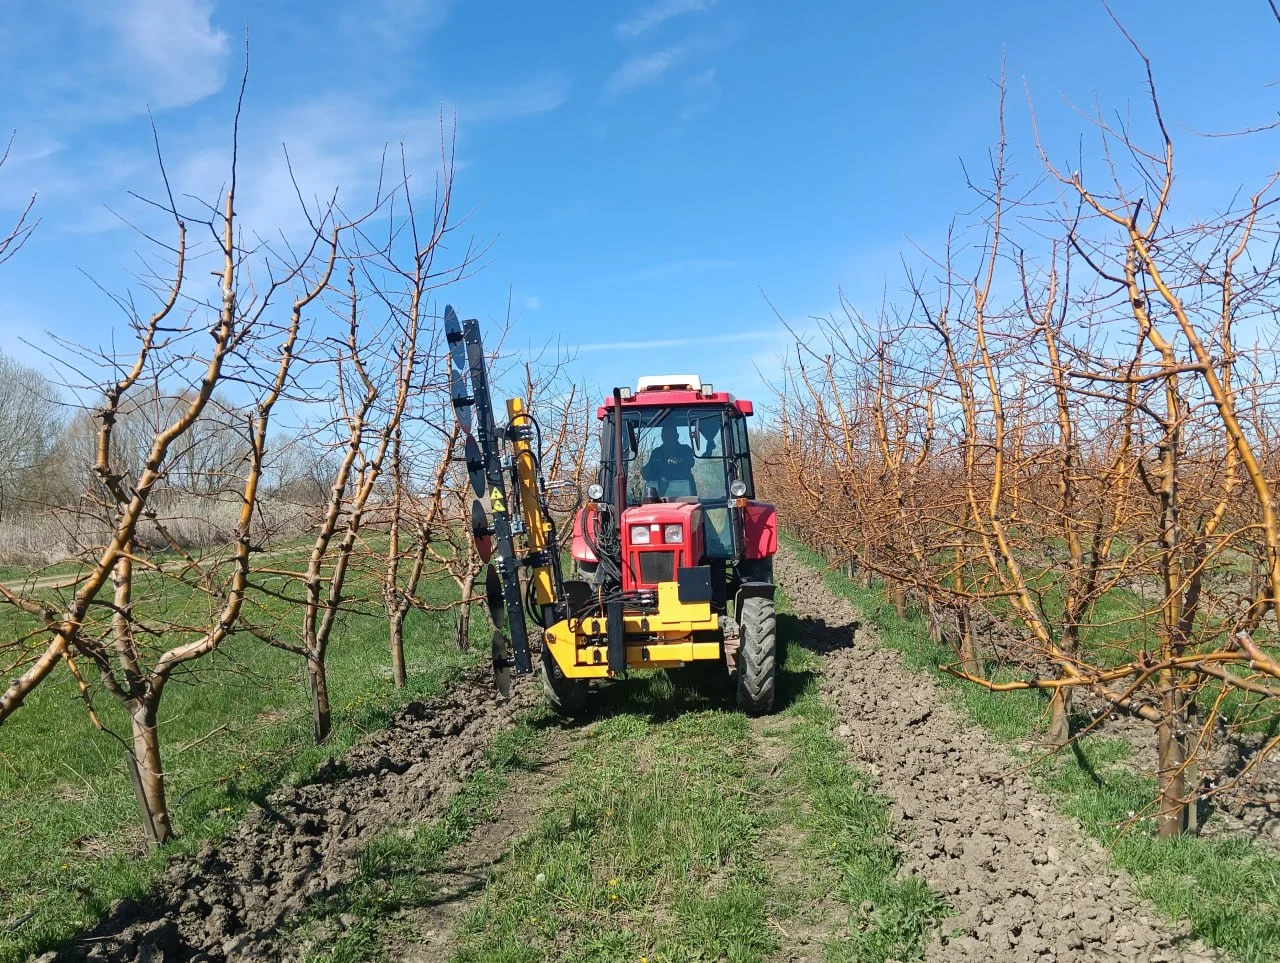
[610,893,619,902]
[609,878,618,887]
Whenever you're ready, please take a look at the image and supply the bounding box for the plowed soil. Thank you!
[35,668,538,962]
[773,548,1219,963]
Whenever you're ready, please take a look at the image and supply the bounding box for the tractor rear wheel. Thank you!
[735,595,777,714]
[541,646,589,717]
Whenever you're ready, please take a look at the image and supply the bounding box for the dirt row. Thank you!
[37,667,539,963]
[773,547,1219,963]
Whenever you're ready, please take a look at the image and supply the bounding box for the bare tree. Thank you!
[0,84,361,841]
[765,33,1280,838]
[0,349,62,520]
[285,141,470,743]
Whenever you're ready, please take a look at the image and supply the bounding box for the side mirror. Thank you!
[688,412,718,457]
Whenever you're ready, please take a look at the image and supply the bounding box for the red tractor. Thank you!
[446,311,777,716]
[547,375,778,714]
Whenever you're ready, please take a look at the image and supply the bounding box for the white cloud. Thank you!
[22,65,570,239]
[447,74,571,123]
[341,0,453,49]
[112,0,230,110]
[525,295,542,310]
[605,45,692,96]
[616,0,718,39]
[574,329,781,354]
[678,67,719,123]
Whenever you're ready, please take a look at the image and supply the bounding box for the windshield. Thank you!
[599,404,745,557]
[610,406,730,502]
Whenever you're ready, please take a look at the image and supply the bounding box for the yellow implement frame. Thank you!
[507,397,556,608]
[543,582,723,679]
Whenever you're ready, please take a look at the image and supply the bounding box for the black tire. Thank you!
[735,595,777,714]
[541,646,589,717]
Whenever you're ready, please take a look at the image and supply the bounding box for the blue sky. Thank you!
[1,0,1279,405]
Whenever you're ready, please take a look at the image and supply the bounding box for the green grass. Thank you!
[442,594,942,963]
[784,533,1280,963]
[1036,738,1280,959]
[0,552,481,963]
[453,686,784,963]
[62,546,950,963]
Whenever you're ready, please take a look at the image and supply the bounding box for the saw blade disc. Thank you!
[484,563,505,629]
[449,368,473,434]
[491,630,513,698]
[464,434,486,498]
[444,306,469,373]
[471,499,493,563]
[445,306,473,433]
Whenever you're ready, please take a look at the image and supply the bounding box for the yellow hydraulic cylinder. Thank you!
[506,397,556,607]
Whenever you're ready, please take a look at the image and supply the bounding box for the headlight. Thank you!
[630,524,651,544]
[663,524,683,544]
[730,479,748,498]
[586,483,604,501]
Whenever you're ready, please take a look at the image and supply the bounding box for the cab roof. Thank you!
[597,384,754,419]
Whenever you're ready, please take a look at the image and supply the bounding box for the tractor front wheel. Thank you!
[541,645,589,717]
[735,595,777,714]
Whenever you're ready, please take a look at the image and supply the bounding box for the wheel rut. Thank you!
[386,727,574,963]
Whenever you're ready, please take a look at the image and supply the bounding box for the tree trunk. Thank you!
[1183,698,1201,833]
[1157,705,1187,837]
[390,606,408,688]
[308,652,331,744]
[127,698,172,845]
[958,604,981,677]
[456,584,473,651]
[892,582,906,619]
[1047,687,1072,748]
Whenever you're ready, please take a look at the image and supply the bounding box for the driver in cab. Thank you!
[642,422,695,498]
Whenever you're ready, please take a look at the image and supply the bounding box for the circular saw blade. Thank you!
[449,366,473,435]
[491,630,513,698]
[444,306,473,433]
[444,305,468,373]
[484,563,505,630]
[470,498,493,563]
[464,434,486,498]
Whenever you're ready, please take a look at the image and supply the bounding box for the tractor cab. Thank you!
[571,376,776,601]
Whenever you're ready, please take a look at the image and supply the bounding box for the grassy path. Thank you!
[296,589,943,963]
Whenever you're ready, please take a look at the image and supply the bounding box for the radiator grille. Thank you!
[637,550,676,585]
